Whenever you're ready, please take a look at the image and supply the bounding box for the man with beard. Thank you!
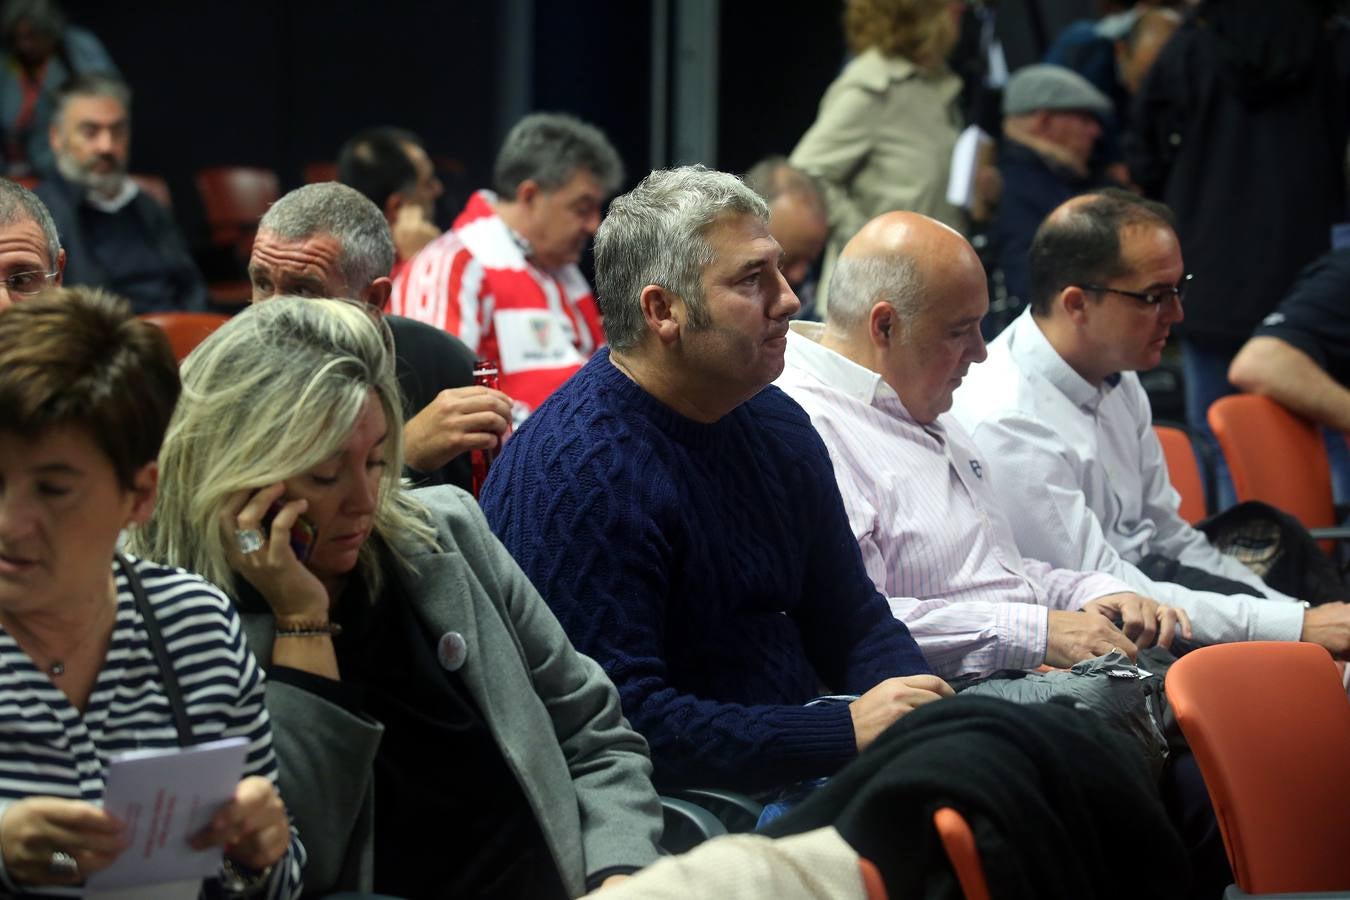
[36,73,207,313]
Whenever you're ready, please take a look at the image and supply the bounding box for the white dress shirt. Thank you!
[776,322,1135,678]
[951,308,1304,645]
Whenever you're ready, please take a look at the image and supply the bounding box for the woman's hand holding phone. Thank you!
[222,484,329,623]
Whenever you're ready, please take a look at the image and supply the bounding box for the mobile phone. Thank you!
[260,499,317,562]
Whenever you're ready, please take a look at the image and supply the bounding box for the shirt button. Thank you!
[437,631,468,672]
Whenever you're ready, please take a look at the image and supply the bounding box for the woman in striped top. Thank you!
[0,288,303,898]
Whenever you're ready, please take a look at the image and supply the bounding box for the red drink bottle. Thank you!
[470,358,500,497]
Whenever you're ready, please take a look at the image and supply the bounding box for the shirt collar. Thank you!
[473,189,533,258]
[1007,307,1118,412]
[785,321,919,423]
[85,177,138,213]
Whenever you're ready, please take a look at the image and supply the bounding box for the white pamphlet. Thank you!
[84,736,248,895]
[945,124,994,211]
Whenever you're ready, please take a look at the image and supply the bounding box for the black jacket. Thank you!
[1124,15,1350,346]
[764,695,1190,899]
[37,173,208,314]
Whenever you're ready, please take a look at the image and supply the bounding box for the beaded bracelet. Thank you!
[274,620,343,638]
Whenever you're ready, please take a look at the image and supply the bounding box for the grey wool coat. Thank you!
[240,486,663,895]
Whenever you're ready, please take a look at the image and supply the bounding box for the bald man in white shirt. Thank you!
[774,210,1192,678]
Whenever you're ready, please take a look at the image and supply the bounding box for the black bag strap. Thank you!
[115,553,197,747]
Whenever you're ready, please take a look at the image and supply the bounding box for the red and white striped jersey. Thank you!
[389,190,604,419]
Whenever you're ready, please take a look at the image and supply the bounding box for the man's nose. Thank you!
[774,268,801,319]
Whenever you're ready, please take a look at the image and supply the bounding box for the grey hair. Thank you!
[595,165,769,352]
[493,112,624,196]
[743,155,827,220]
[826,254,924,332]
[52,72,132,130]
[258,183,395,294]
[127,297,439,600]
[0,178,61,270]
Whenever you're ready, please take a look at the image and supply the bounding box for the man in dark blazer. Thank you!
[37,72,207,314]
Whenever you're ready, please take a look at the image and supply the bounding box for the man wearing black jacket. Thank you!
[36,73,207,314]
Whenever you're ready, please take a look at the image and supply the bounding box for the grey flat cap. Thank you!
[1003,64,1113,118]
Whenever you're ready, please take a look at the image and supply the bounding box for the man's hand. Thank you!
[849,675,954,751]
[1082,592,1193,651]
[1302,601,1350,657]
[0,797,128,886]
[1045,609,1139,668]
[392,204,442,261]
[404,386,513,473]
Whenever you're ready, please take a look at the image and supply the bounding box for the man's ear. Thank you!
[639,284,682,346]
[126,461,159,527]
[383,192,405,226]
[53,248,66,285]
[1060,285,1090,324]
[362,277,393,311]
[514,179,541,207]
[868,301,896,349]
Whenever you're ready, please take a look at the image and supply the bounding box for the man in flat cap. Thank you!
[989,63,1115,323]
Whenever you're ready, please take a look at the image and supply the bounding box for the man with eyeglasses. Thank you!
[0,176,63,311]
[952,189,1350,657]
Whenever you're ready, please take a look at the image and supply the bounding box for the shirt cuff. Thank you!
[586,865,644,891]
[994,603,1050,671]
[267,665,364,714]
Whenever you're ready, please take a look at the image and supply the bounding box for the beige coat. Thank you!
[791,48,966,313]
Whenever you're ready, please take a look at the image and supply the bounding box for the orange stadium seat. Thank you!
[1166,642,1350,894]
[1208,394,1350,554]
[139,311,229,362]
[1154,425,1208,524]
[933,807,992,900]
[194,166,280,259]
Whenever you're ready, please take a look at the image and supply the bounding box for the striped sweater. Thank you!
[0,555,303,899]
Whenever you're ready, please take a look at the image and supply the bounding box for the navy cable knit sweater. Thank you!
[480,350,931,791]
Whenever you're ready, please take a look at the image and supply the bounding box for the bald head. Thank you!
[828,211,984,334]
[820,211,988,424]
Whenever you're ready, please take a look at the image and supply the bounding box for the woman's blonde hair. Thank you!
[845,0,959,70]
[128,297,438,598]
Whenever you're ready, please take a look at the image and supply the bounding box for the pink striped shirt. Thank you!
[775,323,1133,677]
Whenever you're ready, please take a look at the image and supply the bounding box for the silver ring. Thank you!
[49,850,79,878]
[234,528,265,555]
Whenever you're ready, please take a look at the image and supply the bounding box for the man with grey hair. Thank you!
[774,210,1190,680]
[36,73,207,313]
[249,182,510,493]
[0,177,63,311]
[743,156,829,307]
[481,165,945,794]
[390,111,623,420]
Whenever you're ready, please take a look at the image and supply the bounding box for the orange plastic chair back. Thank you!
[1154,425,1207,524]
[193,166,280,258]
[933,807,992,900]
[1165,641,1350,893]
[302,160,338,184]
[139,312,230,362]
[857,857,887,900]
[130,174,172,210]
[1208,394,1335,530]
